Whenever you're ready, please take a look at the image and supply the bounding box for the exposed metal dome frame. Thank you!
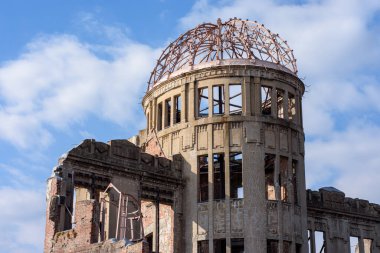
[148,18,297,91]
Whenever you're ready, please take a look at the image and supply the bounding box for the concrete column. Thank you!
[44,176,64,253]
[225,83,230,116]
[253,77,261,116]
[310,229,316,253]
[208,123,214,253]
[153,98,157,130]
[189,81,195,121]
[208,85,213,117]
[243,77,251,116]
[359,236,365,253]
[275,133,283,253]
[224,123,231,253]
[284,90,289,120]
[242,139,266,253]
[271,87,277,118]
[181,84,186,123]
[298,157,308,253]
[173,186,184,253]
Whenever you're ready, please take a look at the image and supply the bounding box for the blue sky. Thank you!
[0,0,379,252]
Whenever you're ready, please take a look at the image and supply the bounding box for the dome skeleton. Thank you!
[148,18,297,91]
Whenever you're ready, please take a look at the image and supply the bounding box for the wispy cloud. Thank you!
[0,187,45,253]
[0,33,157,150]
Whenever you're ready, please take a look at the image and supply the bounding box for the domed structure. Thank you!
[142,17,308,253]
[148,18,297,90]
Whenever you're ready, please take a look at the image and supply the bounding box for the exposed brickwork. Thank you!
[44,139,182,253]
[44,176,63,253]
[159,203,174,253]
[144,135,163,157]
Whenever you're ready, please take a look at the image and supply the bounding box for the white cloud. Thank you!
[0,187,45,253]
[306,122,380,203]
[0,34,157,150]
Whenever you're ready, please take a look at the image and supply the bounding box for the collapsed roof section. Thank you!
[148,18,297,90]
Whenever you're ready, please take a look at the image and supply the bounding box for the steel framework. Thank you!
[148,18,297,90]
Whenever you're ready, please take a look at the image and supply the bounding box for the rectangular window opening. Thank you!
[296,243,302,253]
[265,154,276,200]
[261,86,272,115]
[146,233,153,253]
[350,236,359,253]
[198,155,209,202]
[267,240,278,253]
[164,99,171,128]
[229,84,242,115]
[283,241,292,253]
[280,156,288,202]
[174,95,181,124]
[292,160,298,204]
[315,231,326,253]
[230,153,243,199]
[231,238,244,253]
[198,240,209,253]
[213,154,225,200]
[363,238,373,253]
[288,92,296,121]
[277,89,284,118]
[214,239,226,253]
[157,103,163,131]
[213,85,225,115]
[198,87,209,117]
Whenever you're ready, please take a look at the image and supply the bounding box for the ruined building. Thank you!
[44,18,380,253]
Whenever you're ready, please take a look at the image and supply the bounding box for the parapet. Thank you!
[307,187,380,219]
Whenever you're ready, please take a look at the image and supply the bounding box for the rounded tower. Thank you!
[141,18,307,253]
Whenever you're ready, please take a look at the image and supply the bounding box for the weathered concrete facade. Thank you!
[44,18,380,253]
[141,58,307,253]
[44,139,183,253]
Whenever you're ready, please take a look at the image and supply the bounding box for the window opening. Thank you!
[288,92,296,121]
[146,233,153,253]
[283,241,291,253]
[157,103,163,131]
[213,85,225,115]
[214,239,226,253]
[198,155,209,202]
[165,99,171,128]
[213,154,225,200]
[100,183,143,241]
[261,86,272,115]
[363,238,372,253]
[277,89,284,118]
[229,84,242,115]
[230,153,243,199]
[296,243,302,253]
[292,160,298,204]
[198,87,209,117]
[231,238,244,253]
[350,236,359,253]
[308,230,312,253]
[71,187,77,229]
[315,231,326,253]
[280,156,288,202]
[174,95,181,124]
[267,240,278,253]
[265,154,276,200]
[198,240,209,253]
